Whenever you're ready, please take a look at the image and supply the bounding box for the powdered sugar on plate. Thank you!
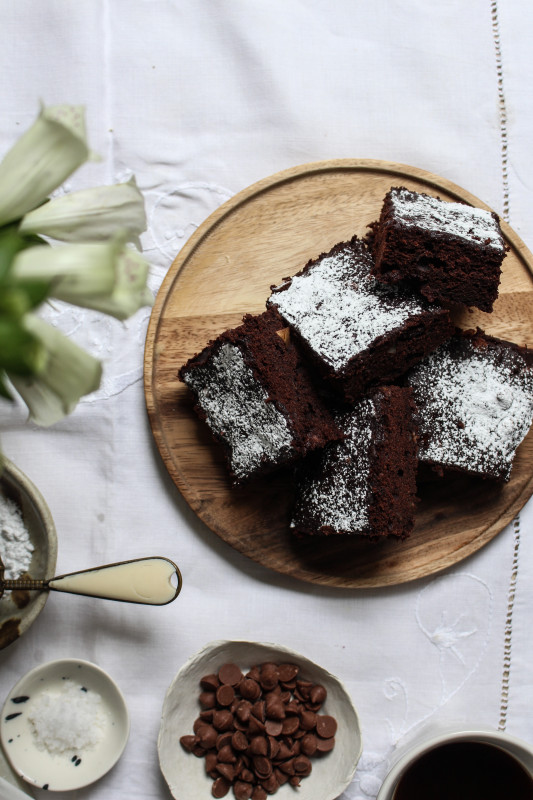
[269,240,435,371]
[390,187,505,251]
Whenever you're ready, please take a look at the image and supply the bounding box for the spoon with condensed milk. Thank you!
[0,556,182,605]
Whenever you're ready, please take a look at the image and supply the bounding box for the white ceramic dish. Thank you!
[0,458,57,649]
[0,659,130,792]
[376,726,533,799]
[158,639,362,800]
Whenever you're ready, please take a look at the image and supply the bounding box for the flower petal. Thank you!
[0,103,89,226]
[13,238,153,320]
[19,177,147,245]
[7,315,102,427]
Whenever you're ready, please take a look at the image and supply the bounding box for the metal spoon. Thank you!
[0,556,182,605]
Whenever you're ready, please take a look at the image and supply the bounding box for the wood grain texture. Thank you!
[144,159,533,588]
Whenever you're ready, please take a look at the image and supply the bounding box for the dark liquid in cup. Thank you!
[393,741,533,800]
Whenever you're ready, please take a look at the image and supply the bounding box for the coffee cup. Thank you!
[376,727,533,800]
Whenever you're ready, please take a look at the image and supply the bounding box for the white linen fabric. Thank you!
[0,1,532,798]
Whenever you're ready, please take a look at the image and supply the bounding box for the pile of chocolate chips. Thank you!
[180,661,337,799]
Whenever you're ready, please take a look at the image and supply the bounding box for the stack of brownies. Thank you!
[179,187,533,542]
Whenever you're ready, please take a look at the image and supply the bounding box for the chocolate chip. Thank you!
[179,734,197,752]
[265,719,283,737]
[267,736,280,759]
[239,678,261,700]
[261,773,279,793]
[217,744,236,763]
[316,735,335,753]
[231,731,249,752]
[218,663,243,686]
[309,685,327,705]
[299,710,317,730]
[265,697,285,721]
[278,758,295,776]
[216,684,235,707]
[253,755,272,779]
[252,787,267,800]
[199,691,216,709]
[216,731,233,750]
[235,700,252,723]
[251,700,265,722]
[211,776,230,798]
[259,663,279,691]
[316,714,337,739]
[233,780,253,800]
[205,751,218,776]
[213,709,234,731]
[294,755,312,775]
[281,716,299,736]
[300,733,318,756]
[250,735,268,756]
[201,674,220,692]
[198,725,218,749]
[216,762,235,782]
[247,715,266,735]
[277,663,299,683]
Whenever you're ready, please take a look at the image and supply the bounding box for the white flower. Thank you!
[12,237,153,321]
[7,315,102,427]
[0,104,90,227]
[19,177,147,246]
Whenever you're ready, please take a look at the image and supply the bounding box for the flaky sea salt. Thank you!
[28,679,108,754]
[269,241,433,371]
[0,495,34,581]
[183,343,293,479]
[390,187,505,250]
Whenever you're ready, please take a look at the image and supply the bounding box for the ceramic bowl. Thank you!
[0,658,130,792]
[158,639,362,800]
[0,458,57,650]
[376,726,533,799]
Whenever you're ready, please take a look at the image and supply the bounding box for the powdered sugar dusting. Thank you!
[292,398,374,533]
[182,343,293,480]
[390,188,504,251]
[270,242,433,371]
[408,338,533,479]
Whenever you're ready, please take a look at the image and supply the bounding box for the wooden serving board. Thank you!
[144,159,533,588]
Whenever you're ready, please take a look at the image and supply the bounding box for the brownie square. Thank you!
[406,328,533,481]
[268,236,452,402]
[370,186,507,312]
[179,308,341,485]
[290,386,419,539]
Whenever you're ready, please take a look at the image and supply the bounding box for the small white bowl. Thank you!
[376,726,533,799]
[0,658,130,792]
[158,640,362,800]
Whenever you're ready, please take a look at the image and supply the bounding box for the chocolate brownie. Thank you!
[370,187,507,312]
[406,329,533,481]
[268,236,453,402]
[179,308,341,485]
[291,386,419,539]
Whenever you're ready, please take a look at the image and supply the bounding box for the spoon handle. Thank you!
[2,578,47,591]
[47,557,182,605]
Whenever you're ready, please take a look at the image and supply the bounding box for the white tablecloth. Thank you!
[0,2,532,798]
